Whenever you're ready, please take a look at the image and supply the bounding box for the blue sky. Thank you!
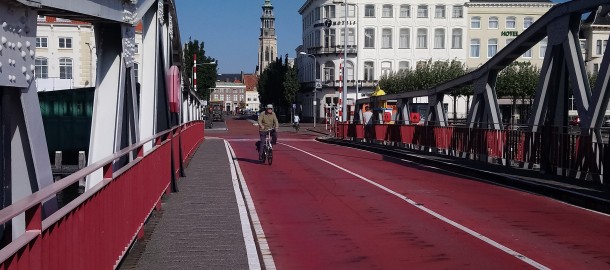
[177,0,569,74]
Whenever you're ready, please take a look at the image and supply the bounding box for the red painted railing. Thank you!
[336,123,596,177]
[0,121,204,269]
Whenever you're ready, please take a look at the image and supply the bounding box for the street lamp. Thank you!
[300,51,318,128]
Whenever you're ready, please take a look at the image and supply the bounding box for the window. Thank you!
[471,17,481,29]
[489,17,498,29]
[399,28,410,49]
[417,28,427,49]
[524,17,534,29]
[59,58,73,79]
[382,28,392,49]
[324,28,336,48]
[324,5,335,18]
[470,39,480,58]
[135,44,139,54]
[381,61,392,77]
[417,5,428,18]
[595,39,608,55]
[399,61,410,72]
[452,29,462,49]
[364,61,374,81]
[594,64,600,74]
[364,28,375,48]
[382,5,393,18]
[523,48,532,58]
[347,5,356,18]
[134,63,139,83]
[314,31,321,47]
[36,37,48,48]
[34,57,48,78]
[540,38,547,58]
[506,17,516,29]
[58,37,72,49]
[314,7,321,21]
[400,5,410,18]
[365,5,375,17]
[434,29,445,49]
[435,5,445,18]
[452,6,463,18]
[488,39,498,58]
[339,28,356,46]
[323,61,335,82]
[346,61,354,81]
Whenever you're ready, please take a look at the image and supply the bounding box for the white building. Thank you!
[297,0,469,121]
[35,17,144,91]
[35,16,95,91]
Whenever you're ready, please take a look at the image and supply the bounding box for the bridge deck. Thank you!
[123,138,251,269]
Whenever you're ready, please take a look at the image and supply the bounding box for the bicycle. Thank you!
[261,129,274,165]
[293,122,300,132]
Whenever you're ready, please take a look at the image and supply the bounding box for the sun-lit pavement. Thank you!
[123,117,610,269]
[213,118,610,269]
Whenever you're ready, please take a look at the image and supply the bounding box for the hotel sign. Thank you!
[501,31,519,37]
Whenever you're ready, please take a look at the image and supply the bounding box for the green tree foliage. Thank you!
[495,61,539,100]
[258,56,299,115]
[183,38,217,100]
[379,59,469,94]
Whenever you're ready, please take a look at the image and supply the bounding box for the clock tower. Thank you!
[257,0,277,75]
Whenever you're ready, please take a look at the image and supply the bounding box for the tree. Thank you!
[258,57,298,120]
[283,66,299,107]
[496,62,540,123]
[183,38,217,101]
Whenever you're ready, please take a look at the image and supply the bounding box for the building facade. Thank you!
[465,0,554,68]
[258,0,278,75]
[297,0,469,121]
[35,17,144,91]
[35,16,95,91]
[581,6,610,76]
[211,82,247,112]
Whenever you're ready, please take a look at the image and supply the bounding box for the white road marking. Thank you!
[225,141,277,270]
[224,141,265,270]
[281,142,551,270]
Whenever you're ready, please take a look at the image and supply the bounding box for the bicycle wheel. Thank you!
[266,148,273,165]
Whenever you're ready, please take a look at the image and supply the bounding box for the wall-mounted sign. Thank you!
[501,31,519,37]
[314,20,357,28]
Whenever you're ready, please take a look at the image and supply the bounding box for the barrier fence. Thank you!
[0,121,205,269]
[336,123,605,182]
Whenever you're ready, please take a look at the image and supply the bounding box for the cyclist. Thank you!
[293,113,300,131]
[257,104,279,160]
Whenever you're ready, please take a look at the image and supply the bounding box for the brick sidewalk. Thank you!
[129,139,250,269]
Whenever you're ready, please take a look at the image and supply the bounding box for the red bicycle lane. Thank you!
[278,139,610,269]
[229,138,536,270]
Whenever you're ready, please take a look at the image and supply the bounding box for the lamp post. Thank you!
[299,51,318,128]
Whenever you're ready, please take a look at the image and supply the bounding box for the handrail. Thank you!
[0,121,198,226]
[356,0,607,105]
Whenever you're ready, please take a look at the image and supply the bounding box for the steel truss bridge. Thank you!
[0,0,605,268]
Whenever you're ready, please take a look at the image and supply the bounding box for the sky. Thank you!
[176,0,569,74]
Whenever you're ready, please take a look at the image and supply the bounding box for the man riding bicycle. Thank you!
[257,104,279,161]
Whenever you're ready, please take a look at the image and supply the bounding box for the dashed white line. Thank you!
[281,142,551,270]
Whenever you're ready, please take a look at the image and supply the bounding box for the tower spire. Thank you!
[257,0,277,75]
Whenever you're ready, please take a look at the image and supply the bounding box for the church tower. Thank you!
[257,0,277,75]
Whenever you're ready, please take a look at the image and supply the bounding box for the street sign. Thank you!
[315,79,322,89]
[324,19,332,28]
